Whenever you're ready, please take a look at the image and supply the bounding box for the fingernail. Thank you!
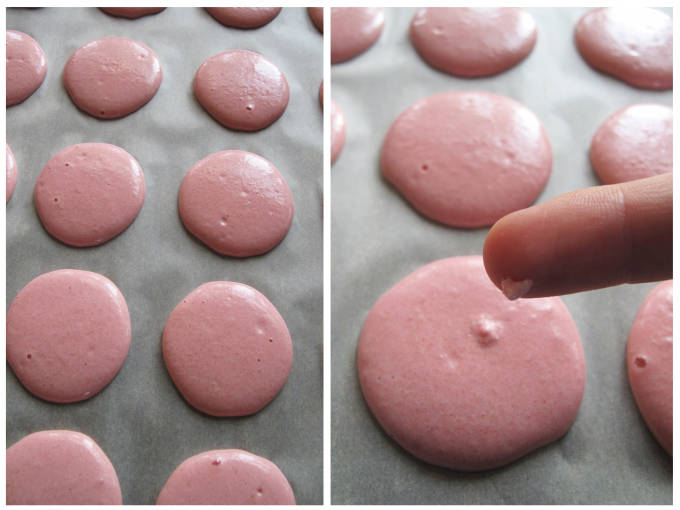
[501,278,532,300]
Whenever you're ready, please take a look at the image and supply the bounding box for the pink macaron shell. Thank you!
[162,281,293,417]
[156,449,295,505]
[410,8,537,77]
[7,430,122,505]
[7,144,17,203]
[590,103,672,184]
[308,7,323,33]
[34,143,146,247]
[627,280,673,455]
[331,99,347,165]
[331,8,385,64]
[100,7,166,18]
[6,30,47,106]
[205,7,282,28]
[178,150,294,257]
[63,37,162,119]
[574,7,672,90]
[358,256,586,471]
[194,50,289,131]
[381,90,552,228]
[6,269,131,403]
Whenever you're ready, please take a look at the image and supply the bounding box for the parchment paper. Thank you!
[6,7,322,505]
[331,7,672,505]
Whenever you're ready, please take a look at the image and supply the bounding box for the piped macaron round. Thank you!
[63,37,162,118]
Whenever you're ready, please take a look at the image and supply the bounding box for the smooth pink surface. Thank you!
[381,90,552,228]
[627,280,673,455]
[100,7,166,18]
[157,449,295,505]
[308,7,323,33]
[34,143,146,247]
[410,8,537,77]
[6,269,131,403]
[331,8,385,64]
[7,430,122,505]
[63,37,162,118]
[6,30,47,106]
[331,99,347,165]
[590,104,672,184]
[7,144,17,203]
[575,8,672,90]
[179,150,294,257]
[205,7,281,28]
[194,50,289,131]
[162,281,293,417]
[358,256,586,471]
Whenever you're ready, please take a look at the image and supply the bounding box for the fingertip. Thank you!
[482,219,505,291]
[483,174,672,298]
[483,210,534,297]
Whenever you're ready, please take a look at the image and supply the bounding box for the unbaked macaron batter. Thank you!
[34,143,146,247]
[308,7,323,32]
[194,49,289,131]
[320,81,347,165]
[381,90,552,228]
[357,256,586,471]
[63,36,162,118]
[156,449,296,505]
[162,281,293,417]
[205,7,282,28]
[7,430,122,505]
[627,280,673,455]
[574,7,672,90]
[331,8,385,64]
[331,99,347,165]
[178,150,294,257]
[590,103,672,184]
[6,29,47,106]
[7,143,17,203]
[7,269,131,403]
[410,8,537,77]
[99,7,166,18]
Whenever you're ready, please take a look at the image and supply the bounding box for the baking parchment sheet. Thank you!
[331,7,672,505]
[6,6,322,505]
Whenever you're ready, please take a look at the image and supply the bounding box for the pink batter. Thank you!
[6,30,47,106]
[381,90,552,228]
[63,37,162,118]
[627,280,672,455]
[357,256,586,471]
[162,281,293,417]
[331,99,347,165]
[194,50,289,131]
[205,7,282,28]
[7,144,17,203]
[34,143,146,247]
[99,7,166,18]
[331,8,385,64]
[7,269,131,403]
[318,81,346,164]
[308,7,323,33]
[7,430,122,505]
[575,8,672,90]
[410,8,537,77]
[590,103,672,184]
[157,449,295,505]
[179,150,294,257]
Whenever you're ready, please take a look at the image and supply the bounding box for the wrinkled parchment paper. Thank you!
[331,7,672,505]
[6,6,322,504]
